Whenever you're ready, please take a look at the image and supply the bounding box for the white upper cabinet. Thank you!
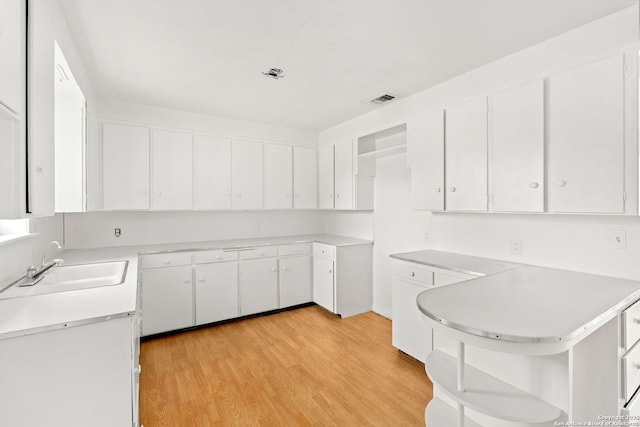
[264,144,293,209]
[318,144,334,209]
[28,0,56,216]
[193,135,232,210]
[293,147,318,209]
[231,139,263,210]
[548,55,625,214]
[334,138,354,210]
[151,130,193,210]
[103,123,150,210]
[445,97,488,211]
[0,0,25,113]
[0,0,25,219]
[490,80,545,213]
[407,110,445,211]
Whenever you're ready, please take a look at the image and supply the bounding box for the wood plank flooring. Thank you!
[140,305,432,426]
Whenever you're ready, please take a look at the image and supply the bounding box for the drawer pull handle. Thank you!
[164,260,171,265]
[215,255,222,260]
[270,267,278,272]
[198,278,205,282]
[410,272,416,277]
[633,318,640,324]
[183,278,190,283]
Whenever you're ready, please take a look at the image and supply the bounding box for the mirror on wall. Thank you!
[54,41,86,213]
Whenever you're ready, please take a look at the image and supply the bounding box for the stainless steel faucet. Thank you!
[25,241,64,280]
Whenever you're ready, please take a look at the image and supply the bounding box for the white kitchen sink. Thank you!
[0,260,129,299]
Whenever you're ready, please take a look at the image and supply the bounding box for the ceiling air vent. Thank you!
[370,94,396,104]
[262,67,285,80]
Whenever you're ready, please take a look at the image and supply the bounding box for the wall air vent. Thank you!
[370,94,396,104]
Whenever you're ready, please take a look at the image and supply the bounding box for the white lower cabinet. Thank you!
[392,265,434,362]
[140,240,370,335]
[312,242,373,318]
[0,317,137,427]
[239,258,279,316]
[392,260,474,361]
[141,265,194,336]
[279,254,312,308]
[195,262,238,325]
[313,253,334,312]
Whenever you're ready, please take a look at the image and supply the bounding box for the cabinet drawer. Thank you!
[194,249,238,264]
[623,342,640,403]
[393,263,434,286]
[140,252,192,269]
[313,243,335,260]
[434,271,475,287]
[279,243,312,257]
[623,299,640,351]
[237,246,278,260]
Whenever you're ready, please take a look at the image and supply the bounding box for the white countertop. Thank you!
[128,233,372,254]
[0,234,371,339]
[390,250,522,276]
[392,250,640,348]
[0,246,140,339]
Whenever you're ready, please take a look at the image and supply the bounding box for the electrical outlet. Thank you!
[424,232,429,241]
[510,239,523,255]
[610,230,627,249]
[114,228,122,238]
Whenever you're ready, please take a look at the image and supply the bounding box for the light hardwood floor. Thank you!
[140,305,432,426]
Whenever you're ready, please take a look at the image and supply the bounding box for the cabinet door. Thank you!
[28,0,55,216]
[232,139,263,210]
[293,147,318,209]
[313,256,334,312]
[407,109,444,210]
[195,263,238,325]
[238,258,278,316]
[334,139,354,210]
[264,144,293,209]
[141,266,194,336]
[280,255,312,308]
[445,97,488,211]
[548,55,624,213]
[392,279,433,362]
[0,0,25,113]
[0,116,20,218]
[490,80,544,213]
[194,135,231,210]
[318,144,334,209]
[151,130,193,210]
[103,123,150,210]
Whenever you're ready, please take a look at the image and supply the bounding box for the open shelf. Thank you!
[425,398,482,427]
[358,144,407,159]
[425,350,564,424]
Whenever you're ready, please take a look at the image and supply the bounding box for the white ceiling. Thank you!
[58,0,636,131]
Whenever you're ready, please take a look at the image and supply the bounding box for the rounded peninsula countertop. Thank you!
[417,265,640,347]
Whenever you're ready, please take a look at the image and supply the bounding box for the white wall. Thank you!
[319,6,640,316]
[370,154,430,317]
[29,215,64,264]
[64,210,324,249]
[429,213,640,280]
